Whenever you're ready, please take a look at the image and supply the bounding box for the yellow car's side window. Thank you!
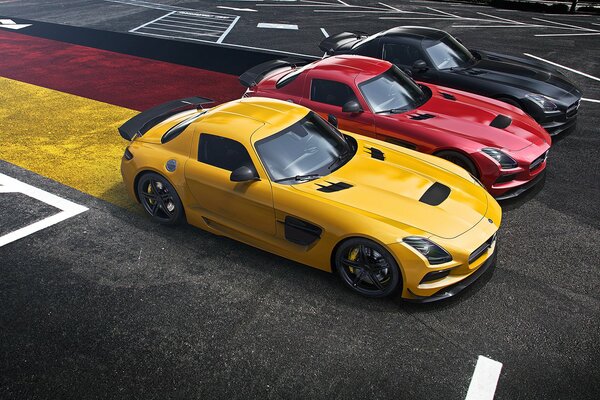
[198,133,255,173]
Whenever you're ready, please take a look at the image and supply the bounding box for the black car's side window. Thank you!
[382,42,425,67]
[198,133,254,171]
[310,79,358,107]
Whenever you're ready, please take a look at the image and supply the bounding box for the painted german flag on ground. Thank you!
[0,28,251,209]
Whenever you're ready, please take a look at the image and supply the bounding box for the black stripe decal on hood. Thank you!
[419,182,451,206]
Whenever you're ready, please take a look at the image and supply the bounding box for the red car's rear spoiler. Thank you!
[239,58,308,88]
[118,96,213,141]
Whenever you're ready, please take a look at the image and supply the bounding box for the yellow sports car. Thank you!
[119,96,501,302]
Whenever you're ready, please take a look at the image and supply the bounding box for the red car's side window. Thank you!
[309,79,358,108]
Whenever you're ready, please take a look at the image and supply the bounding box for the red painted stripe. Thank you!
[0,30,245,110]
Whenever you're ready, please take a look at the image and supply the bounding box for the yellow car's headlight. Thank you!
[403,237,452,265]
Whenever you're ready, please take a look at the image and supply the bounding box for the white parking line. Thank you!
[0,173,88,247]
[217,15,239,43]
[320,27,329,37]
[465,356,503,400]
[531,17,599,32]
[130,10,239,43]
[257,23,299,30]
[523,53,600,82]
[216,6,257,12]
[582,98,600,104]
[535,32,600,37]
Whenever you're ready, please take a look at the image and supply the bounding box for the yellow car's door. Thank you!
[184,132,276,238]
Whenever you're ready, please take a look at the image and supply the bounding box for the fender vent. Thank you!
[409,113,436,120]
[366,147,385,160]
[419,182,451,206]
[490,114,512,129]
[316,181,353,193]
[440,92,456,101]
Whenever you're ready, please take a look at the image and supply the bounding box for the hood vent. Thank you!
[440,92,456,101]
[409,113,436,121]
[366,147,385,160]
[419,182,451,206]
[490,114,512,129]
[316,181,353,193]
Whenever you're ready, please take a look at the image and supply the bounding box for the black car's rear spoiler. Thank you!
[118,96,213,141]
[239,58,308,88]
[319,31,368,54]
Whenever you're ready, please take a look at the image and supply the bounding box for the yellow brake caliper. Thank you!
[348,247,360,274]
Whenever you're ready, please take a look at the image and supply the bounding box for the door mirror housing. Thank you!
[230,166,259,182]
[342,100,363,114]
[327,113,338,128]
[412,60,428,72]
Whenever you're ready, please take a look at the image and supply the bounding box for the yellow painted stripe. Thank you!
[0,77,138,209]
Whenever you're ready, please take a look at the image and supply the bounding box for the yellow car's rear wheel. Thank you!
[335,238,401,298]
[137,172,184,225]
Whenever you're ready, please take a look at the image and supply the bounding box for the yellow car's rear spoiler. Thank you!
[118,96,213,141]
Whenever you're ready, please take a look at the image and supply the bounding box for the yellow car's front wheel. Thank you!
[335,238,402,298]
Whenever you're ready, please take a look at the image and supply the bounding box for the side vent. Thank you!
[419,182,451,206]
[366,147,385,160]
[440,92,456,101]
[490,114,512,129]
[316,181,353,193]
[409,113,436,121]
[284,216,322,246]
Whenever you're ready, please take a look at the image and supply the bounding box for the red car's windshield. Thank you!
[358,66,428,113]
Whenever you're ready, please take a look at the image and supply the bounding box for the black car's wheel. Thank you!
[136,172,184,225]
[497,97,522,109]
[335,238,402,298]
[436,150,479,178]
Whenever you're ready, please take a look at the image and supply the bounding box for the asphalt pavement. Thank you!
[0,1,599,399]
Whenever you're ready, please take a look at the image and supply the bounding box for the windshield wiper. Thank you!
[274,174,322,183]
[376,107,410,114]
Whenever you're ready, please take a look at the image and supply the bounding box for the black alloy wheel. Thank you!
[436,150,479,178]
[136,172,184,225]
[335,238,402,298]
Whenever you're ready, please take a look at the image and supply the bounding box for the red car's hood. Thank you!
[385,85,551,152]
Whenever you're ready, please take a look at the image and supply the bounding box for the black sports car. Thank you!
[320,26,582,136]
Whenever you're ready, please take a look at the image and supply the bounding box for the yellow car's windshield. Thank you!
[255,112,352,183]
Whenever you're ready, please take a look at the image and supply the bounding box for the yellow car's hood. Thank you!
[292,143,489,239]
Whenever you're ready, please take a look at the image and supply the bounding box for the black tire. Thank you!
[497,97,522,109]
[334,238,402,298]
[436,150,479,178]
[136,172,185,225]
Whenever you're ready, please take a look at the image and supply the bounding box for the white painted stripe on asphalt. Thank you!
[336,0,350,6]
[465,356,503,400]
[476,12,525,24]
[426,6,460,18]
[523,53,600,82]
[217,15,239,43]
[216,6,257,12]
[129,11,175,32]
[257,23,299,30]
[0,173,88,247]
[320,27,329,37]
[582,98,600,104]
[379,2,401,11]
[531,17,599,32]
[534,32,600,37]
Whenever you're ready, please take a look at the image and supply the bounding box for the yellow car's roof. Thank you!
[199,97,309,143]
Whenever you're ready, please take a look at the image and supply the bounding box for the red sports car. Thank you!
[240,55,551,200]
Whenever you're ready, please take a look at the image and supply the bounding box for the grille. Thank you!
[566,100,580,119]
[530,150,548,172]
[469,233,496,265]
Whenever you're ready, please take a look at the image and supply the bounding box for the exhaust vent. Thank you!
[489,114,512,129]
